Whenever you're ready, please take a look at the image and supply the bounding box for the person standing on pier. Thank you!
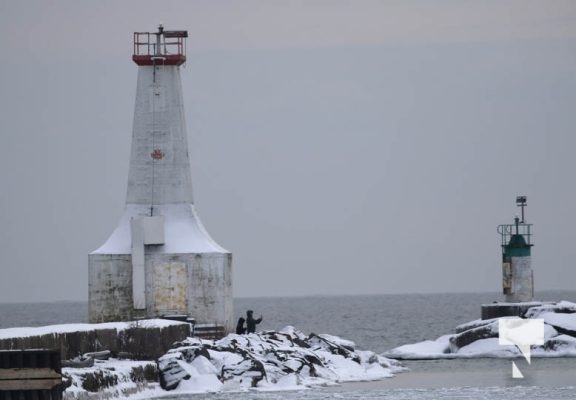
[236,317,246,334]
[246,310,263,334]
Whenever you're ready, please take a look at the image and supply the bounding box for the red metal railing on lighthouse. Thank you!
[133,25,187,66]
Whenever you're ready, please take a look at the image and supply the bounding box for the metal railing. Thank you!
[497,223,533,248]
[133,32,186,57]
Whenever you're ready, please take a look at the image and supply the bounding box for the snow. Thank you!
[539,312,576,332]
[64,359,160,399]
[458,338,518,357]
[170,356,223,394]
[524,301,576,318]
[317,333,356,350]
[386,335,452,359]
[0,319,187,340]
[386,301,576,360]
[61,326,405,398]
[154,326,404,396]
[483,301,545,307]
[92,203,229,254]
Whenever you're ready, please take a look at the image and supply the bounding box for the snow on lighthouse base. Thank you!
[89,204,232,332]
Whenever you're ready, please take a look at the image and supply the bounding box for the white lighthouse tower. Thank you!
[89,26,233,334]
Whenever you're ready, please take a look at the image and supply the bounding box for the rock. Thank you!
[449,321,498,351]
[63,360,159,398]
[307,333,359,362]
[83,350,111,360]
[454,318,496,334]
[80,369,119,392]
[525,301,576,318]
[62,356,95,368]
[158,354,191,391]
[389,300,576,359]
[157,326,401,391]
[543,334,576,351]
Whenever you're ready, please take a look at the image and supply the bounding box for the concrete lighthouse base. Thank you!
[89,204,233,333]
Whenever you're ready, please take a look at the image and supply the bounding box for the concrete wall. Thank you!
[0,324,190,360]
[88,255,134,322]
[186,253,233,331]
[504,256,533,303]
[88,252,233,332]
[145,252,233,332]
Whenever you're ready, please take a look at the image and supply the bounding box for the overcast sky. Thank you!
[1,1,575,302]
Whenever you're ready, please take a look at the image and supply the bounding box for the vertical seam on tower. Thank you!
[151,60,157,216]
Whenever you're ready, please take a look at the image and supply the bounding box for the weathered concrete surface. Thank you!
[126,66,194,205]
[89,248,233,332]
[88,255,134,322]
[504,256,534,303]
[0,322,190,360]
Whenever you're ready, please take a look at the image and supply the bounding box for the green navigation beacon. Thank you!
[497,196,534,303]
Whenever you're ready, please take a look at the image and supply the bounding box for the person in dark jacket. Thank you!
[236,317,246,334]
[246,310,262,334]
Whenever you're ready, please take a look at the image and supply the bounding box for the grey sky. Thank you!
[0,1,575,302]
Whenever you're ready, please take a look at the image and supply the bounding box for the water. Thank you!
[1,290,575,399]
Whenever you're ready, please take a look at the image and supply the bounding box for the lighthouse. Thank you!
[481,196,536,319]
[498,196,534,303]
[88,25,233,333]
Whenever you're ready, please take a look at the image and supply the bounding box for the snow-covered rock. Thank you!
[386,301,576,359]
[158,326,404,393]
[63,360,160,399]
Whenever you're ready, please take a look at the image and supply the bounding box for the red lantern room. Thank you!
[133,24,188,66]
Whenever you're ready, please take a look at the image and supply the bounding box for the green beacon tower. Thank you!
[497,196,534,303]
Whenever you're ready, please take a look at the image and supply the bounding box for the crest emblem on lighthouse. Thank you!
[151,149,164,160]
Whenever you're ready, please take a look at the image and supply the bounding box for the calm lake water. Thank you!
[1,291,575,399]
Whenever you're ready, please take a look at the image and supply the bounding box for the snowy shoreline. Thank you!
[61,326,404,399]
[386,301,576,360]
[7,301,576,398]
